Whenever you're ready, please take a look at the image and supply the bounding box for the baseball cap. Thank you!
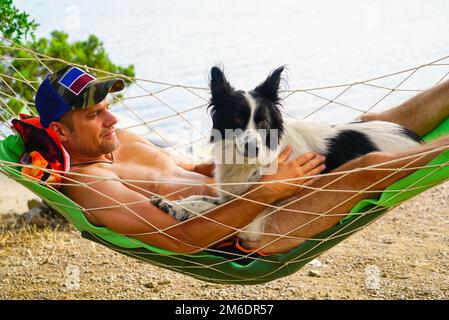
[35,65,125,127]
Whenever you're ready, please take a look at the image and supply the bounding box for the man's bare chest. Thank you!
[112,141,178,182]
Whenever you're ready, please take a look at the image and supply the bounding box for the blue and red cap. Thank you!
[35,65,125,127]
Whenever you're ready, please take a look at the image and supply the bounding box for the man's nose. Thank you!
[104,110,118,127]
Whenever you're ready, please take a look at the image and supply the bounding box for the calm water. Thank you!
[12,0,449,150]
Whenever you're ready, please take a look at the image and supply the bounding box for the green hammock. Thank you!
[1,117,449,285]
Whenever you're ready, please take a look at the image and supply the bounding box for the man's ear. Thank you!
[209,66,233,101]
[48,122,69,142]
[254,66,285,102]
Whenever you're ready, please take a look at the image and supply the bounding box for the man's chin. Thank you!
[101,137,120,154]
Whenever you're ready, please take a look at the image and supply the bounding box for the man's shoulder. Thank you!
[116,128,152,145]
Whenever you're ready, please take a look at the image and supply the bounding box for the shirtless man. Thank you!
[35,65,449,255]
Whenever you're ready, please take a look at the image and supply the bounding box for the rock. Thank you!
[22,207,56,227]
[144,282,155,289]
[153,286,161,293]
[157,279,171,285]
[308,270,321,277]
[20,202,67,228]
[27,199,43,210]
[23,207,44,224]
[308,259,323,268]
[0,212,18,226]
[39,202,51,212]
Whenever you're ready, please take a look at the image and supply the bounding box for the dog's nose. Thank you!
[244,143,259,158]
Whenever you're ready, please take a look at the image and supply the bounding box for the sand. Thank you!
[0,176,448,300]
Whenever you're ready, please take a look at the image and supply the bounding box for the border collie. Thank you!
[152,66,422,242]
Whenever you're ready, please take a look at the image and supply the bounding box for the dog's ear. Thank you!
[209,66,233,100]
[254,66,285,102]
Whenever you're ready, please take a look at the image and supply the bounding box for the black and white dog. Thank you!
[152,66,422,241]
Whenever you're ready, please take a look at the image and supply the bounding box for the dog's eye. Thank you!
[257,119,268,127]
[234,117,245,126]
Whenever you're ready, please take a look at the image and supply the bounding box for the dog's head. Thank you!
[208,66,285,164]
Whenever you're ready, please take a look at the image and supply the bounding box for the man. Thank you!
[35,65,449,255]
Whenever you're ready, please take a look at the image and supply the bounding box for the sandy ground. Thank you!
[0,178,448,300]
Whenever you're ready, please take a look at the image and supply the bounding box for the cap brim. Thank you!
[101,78,125,93]
[78,78,125,108]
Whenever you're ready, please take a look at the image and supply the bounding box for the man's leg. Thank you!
[243,135,449,254]
[361,79,449,136]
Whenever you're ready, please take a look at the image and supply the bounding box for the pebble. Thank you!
[27,199,44,210]
[22,207,43,224]
[308,270,321,277]
[144,282,155,289]
[308,259,323,268]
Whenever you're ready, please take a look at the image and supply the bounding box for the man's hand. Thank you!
[175,160,215,177]
[193,162,215,177]
[260,145,326,201]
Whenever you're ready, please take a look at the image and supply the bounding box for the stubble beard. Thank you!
[99,136,120,155]
[75,136,120,158]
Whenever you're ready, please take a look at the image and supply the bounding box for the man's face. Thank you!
[62,99,119,157]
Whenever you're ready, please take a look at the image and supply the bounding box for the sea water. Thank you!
[12,0,449,157]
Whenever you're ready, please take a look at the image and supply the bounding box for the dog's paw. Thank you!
[151,197,193,221]
[149,196,163,207]
[175,200,216,215]
[150,196,222,222]
[174,196,222,215]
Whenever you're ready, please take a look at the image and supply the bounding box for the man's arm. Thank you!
[63,148,325,254]
[177,161,216,177]
[116,128,215,177]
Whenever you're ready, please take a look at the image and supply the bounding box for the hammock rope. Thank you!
[1,36,449,284]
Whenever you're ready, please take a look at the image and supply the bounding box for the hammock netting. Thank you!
[1,37,449,284]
